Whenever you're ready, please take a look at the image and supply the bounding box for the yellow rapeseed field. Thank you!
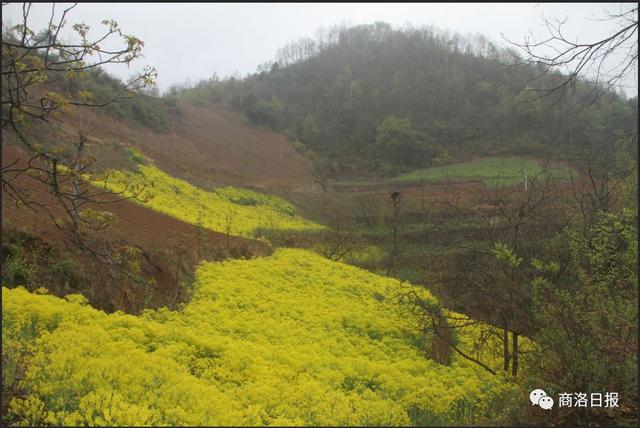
[3,249,516,426]
[100,164,323,237]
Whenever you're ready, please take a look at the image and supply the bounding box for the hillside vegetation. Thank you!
[171,23,637,175]
[3,249,516,426]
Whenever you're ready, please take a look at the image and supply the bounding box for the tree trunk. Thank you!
[512,332,519,376]
[503,327,511,372]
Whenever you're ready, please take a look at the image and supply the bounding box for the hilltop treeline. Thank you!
[14,22,635,174]
[170,22,637,174]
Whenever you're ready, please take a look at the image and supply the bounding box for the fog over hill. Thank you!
[3,3,637,96]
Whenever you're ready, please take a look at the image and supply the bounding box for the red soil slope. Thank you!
[60,102,315,191]
[2,144,271,312]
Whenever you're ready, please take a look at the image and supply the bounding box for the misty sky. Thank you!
[3,3,637,95]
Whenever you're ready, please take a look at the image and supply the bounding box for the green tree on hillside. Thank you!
[302,114,318,145]
[530,206,637,424]
[245,95,283,128]
[514,88,542,128]
[346,79,364,112]
[375,115,425,168]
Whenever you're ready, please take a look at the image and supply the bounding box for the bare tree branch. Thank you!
[503,6,638,102]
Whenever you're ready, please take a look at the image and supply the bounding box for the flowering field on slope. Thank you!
[101,164,323,237]
[3,249,516,426]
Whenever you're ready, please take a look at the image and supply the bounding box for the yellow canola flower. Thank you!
[99,164,323,237]
[3,249,517,426]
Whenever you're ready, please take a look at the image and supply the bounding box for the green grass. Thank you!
[396,157,573,187]
[123,147,146,165]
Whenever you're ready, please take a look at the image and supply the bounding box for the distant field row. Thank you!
[396,157,574,187]
[330,157,575,189]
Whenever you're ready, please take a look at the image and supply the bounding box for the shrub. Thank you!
[2,252,35,288]
[124,147,146,165]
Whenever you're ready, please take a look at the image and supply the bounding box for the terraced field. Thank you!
[396,157,573,187]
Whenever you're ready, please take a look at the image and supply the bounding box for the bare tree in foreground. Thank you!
[2,2,157,229]
[505,5,637,100]
[2,2,157,278]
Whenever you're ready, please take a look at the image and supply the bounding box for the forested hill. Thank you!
[172,22,637,175]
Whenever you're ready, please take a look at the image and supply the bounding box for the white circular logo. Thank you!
[530,389,554,410]
[529,389,547,405]
[539,396,554,410]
